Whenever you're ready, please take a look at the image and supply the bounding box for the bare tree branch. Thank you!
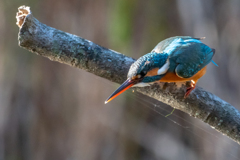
[16,6,240,144]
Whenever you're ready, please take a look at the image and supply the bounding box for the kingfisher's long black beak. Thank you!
[105,78,139,104]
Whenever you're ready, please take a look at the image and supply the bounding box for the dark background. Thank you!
[1,0,240,159]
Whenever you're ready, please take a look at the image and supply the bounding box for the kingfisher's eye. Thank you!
[140,71,147,77]
[133,71,147,79]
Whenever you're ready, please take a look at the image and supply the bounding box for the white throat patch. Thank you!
[132,82,150,87]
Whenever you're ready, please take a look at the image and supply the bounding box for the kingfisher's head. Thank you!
[105,52,169,104]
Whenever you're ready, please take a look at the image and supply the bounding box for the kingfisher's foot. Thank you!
[184,80,196,98]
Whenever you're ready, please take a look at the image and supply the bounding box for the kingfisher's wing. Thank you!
[171,39,214,78]
[152,37,214,78]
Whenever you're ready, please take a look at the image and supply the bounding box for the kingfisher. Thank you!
[105,36,217,104]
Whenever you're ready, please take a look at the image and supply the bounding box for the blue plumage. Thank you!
[159,37,213,76]
[128,36,215,81]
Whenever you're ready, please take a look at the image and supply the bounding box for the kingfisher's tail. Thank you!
[211,48,218,66]
[212,60,218,67]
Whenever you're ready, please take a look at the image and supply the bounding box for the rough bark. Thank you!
[16,6,240,144]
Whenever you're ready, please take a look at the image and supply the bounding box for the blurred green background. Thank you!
[1,0,240,160]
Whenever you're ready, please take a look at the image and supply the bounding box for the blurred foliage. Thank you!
[109,0,136,52]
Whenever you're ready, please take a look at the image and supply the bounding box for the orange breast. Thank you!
[145,68,160,77]
[160,66,207,82]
